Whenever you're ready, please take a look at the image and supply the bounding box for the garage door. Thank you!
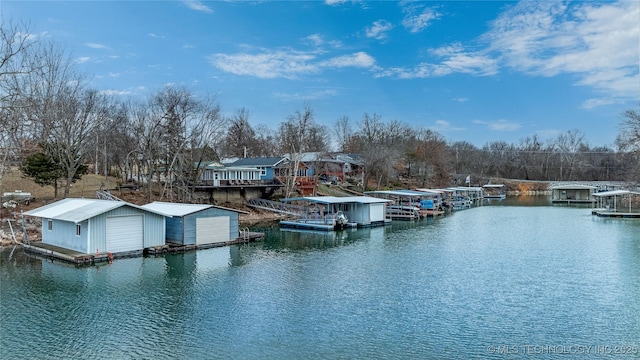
[106,215,144,253]
[196,216,229,245]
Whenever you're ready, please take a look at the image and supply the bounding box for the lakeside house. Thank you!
[140,201,247,246]
[551,184,597,204]
[24,198,166,255]
[292,152,364,183]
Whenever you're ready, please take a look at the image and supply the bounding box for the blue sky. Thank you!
[2,0,639,148]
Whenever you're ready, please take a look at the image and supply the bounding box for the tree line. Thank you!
[2,21,639,202]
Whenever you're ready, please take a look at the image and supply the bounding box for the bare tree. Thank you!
[277,105,316,198]
[334,115,352,152]
[253,124,278,157]
[555,129,587,181]
[616,108,640,182]
[0,20,33,187]
[139,86,225,202]
[222,107,256,158]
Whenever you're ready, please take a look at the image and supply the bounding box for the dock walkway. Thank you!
[591,210,640,218]
[23,232,264,265]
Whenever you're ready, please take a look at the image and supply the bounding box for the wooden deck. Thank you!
[23,232,265,265]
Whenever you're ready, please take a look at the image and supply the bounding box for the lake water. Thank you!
[1,197,639,359]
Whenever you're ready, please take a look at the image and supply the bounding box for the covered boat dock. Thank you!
[591,190,640,218]
[279,196,391,230]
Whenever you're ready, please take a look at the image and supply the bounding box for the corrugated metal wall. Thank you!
[43,219,88,253]
[183,208,240,245]
[90,206,165,252]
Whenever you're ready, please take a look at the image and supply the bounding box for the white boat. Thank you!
[280,210,352,231]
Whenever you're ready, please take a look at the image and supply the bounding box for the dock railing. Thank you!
[246,198,305,216]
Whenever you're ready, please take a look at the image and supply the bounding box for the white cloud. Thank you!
[401,4,440,33]
[274,89,339,101]
[305,34,324,47]
[473,119,521,131]
[85,42,108,49]
[182,0,213,13]
[209,49,375,79]
[453,97,468,103]
[321,52,376,68]
[484,0,639,104]
[374,45,497,79]
[325,0,349,5]
[77,57,90,64]
[432,119,466,132]
[365,20,393,40]
[210,50,317,79]
[581,97,620,109]
[100,89,132,96]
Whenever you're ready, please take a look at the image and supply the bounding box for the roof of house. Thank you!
[229,157,287,167]
[141,201,248,216]
[23,198,164,223]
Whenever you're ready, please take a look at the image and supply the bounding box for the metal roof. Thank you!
[550,184,597,190]
[23,198,159,223]
[447,187,484,191]
[141,202,213,216]
[282,196,390,204]
[592,190,640,197]
[365,190,427,197]
[415,188,447,195]
[141,201,248,216]
[482,184,505,188]
[229,157,287,167]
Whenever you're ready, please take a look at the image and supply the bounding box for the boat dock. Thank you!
[591,190,640,218]
[279,218,357,231]
[23,232,265,265]
[279,196,391,230]
[591,210,640,218]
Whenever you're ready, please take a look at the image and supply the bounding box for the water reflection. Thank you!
[1,197,639,359]
[483,194,552,206]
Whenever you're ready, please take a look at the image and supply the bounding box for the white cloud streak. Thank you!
[85,42,108,49]
[401,4,440,33]
[209,49,376,79]
[484,0,639,105]
[365,20,393,40]
[473,119,521,132]
[182,0,213,14]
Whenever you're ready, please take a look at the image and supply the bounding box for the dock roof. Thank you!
[281,196,390,204]
[592,190,640,197]
[550,184,597,190]
[24,198,164,223]
[365,190,427,197]
[141,201,249,216]
[415,188,447,194]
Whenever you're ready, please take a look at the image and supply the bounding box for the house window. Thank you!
[47,220,53,231]
[76,224,81,236]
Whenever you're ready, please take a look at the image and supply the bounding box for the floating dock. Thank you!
[591,210,640,218]
[23,232,265,265]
